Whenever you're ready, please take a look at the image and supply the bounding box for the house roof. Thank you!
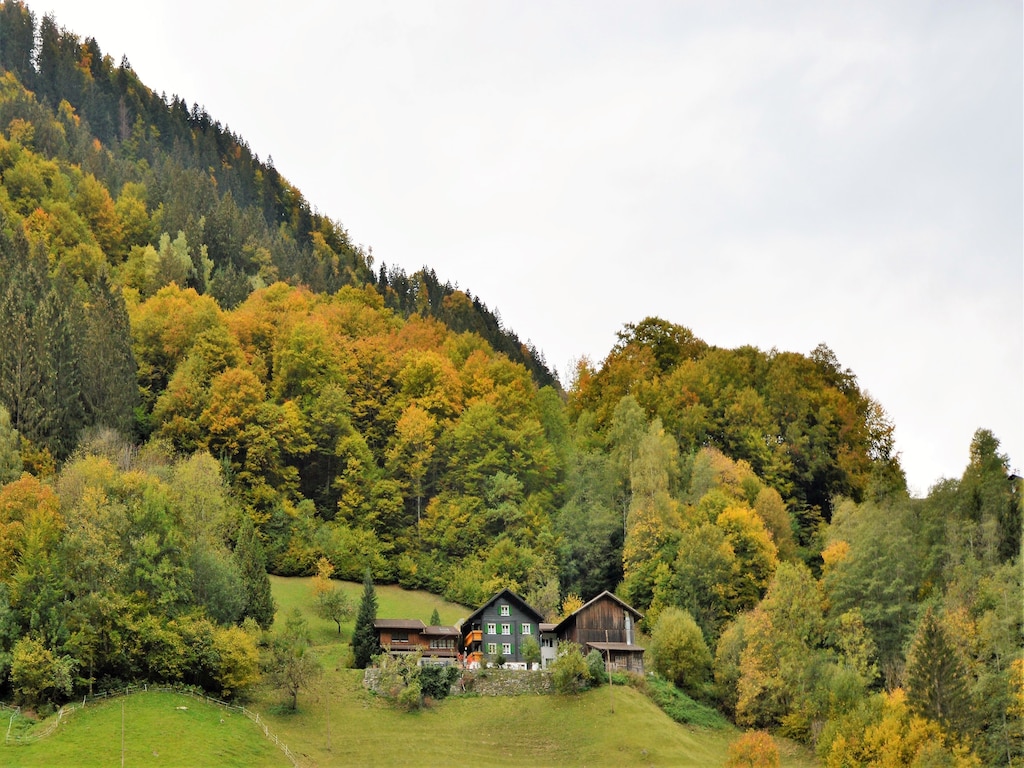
[374,619,426,631]
[586,641,646,653]
[421,625,460,636]
[462,588,545,629]
[539,623,557,633]
[554,590,643,634]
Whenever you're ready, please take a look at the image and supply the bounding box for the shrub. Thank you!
[649,607,712,694]
[420,665,459,700]
[726,730,780,768]
[586,649,607,684]
[552,642,589,694]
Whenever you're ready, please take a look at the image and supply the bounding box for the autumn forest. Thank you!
[0,4,1019,765]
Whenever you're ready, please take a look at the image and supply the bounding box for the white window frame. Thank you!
[487,642,497,655]
[499,604,510,616]
[501,623,511,635]
[521,623,532,635]
[502,643,512,656]
[486,622,496,635]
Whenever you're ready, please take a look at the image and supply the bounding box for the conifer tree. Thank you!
[429,608,441,626]
[352,568,380,669]
[905,607,970,737]
[234,515,275,629]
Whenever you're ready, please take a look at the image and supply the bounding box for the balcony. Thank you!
[465,630,482,647]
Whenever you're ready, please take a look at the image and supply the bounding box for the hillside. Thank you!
[0,4,1020,767]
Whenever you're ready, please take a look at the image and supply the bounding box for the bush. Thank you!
[726,730,780,768]
[649,607,712,694]
[552,642,589,694]
[420,665,459,700]
[586,649,607,685]
[645,675,730,729]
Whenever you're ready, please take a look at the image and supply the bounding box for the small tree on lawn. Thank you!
[429,608,441,626]
[267,609,321,711]
[312,556,352,634]
[352,568,380,669]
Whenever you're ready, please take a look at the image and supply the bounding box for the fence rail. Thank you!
[3,684,308,767]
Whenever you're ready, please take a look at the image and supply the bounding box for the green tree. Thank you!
[312,556,352,635]
[521,636,542,668]
[429,608,441,626]
[551,641,589,694]
[0,405,22,484]
[352,568,380,669]
[234,514,275,629]
[266,609,321,711]
[9,635,75,707]
[905,606,971,738]
[649,607,713,694]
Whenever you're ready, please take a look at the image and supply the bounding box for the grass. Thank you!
[644,674,731,729]
[1,690,288,767]
[6,578,820,767]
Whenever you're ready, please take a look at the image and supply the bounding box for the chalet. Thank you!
[554,590,645,674]
[461,588,546,669]
[373,619,460,666]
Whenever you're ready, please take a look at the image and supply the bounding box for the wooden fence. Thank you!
[3,684,310,767]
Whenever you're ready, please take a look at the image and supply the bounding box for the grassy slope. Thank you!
[5,578,819,767]
[256,577,817,768]
[2,691,287,768]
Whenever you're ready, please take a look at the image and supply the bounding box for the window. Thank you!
[501,623,511,635]
[499,604,510,616]
[542,637,554,648]
[521,623,532,635]
[487,643,497,655]
[502,643,512,656]
[430,637,454,649]
[486,622,496,635]
[392,631,408,643]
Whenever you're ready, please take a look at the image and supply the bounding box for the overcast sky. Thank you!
[36,1,1022,496]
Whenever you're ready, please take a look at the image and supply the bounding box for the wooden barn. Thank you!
[554,591,645,674]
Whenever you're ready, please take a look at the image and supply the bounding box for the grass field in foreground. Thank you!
[2,690,288,768]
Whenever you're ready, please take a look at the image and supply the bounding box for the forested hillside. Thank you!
[0,4,1019,766]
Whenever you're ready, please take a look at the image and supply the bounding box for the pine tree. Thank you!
[352,568,379,669]
[429,608,441,626]
[906,607,970,736]
[234,515,276,629]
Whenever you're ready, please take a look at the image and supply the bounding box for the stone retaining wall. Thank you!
[363,667,553,697]
[462,669,553,696]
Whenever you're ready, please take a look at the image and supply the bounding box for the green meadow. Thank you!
[2,578,818,767]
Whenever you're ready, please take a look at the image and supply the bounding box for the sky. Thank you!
[35,1,1023,496]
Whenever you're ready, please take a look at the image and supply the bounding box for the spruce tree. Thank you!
[429,608,441,626]
[234,514,276,629]
[906,607,970,736]
[352,568,379,669]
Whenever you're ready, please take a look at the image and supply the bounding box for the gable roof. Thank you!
[462,588,545,628]
[374,619,426,631]
[553,590,643,634]
[422,625,460,637]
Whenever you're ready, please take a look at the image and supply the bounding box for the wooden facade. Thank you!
[554,591,645,674]
[461,588,545,667]
[374,619,460,665]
